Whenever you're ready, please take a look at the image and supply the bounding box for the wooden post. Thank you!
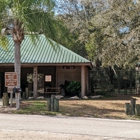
[130,98,136,115]
[47,98,51,111]
[10,92,13,107]
[15,93,20,110]
[33,66,38,99]
[125,103,131,115]
[2,93,9,106]
[85,67,88,94]
[7,87,13,107]
[48,95,59,112]
[51,95,55,111]
[25,88,28,99]
[81,66,86,98]
[135,104,140,116]
[54,98,59,112]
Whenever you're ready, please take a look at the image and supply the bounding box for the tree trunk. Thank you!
[11,20,24,109]
[14,42,21,88]
[14,42,21,109]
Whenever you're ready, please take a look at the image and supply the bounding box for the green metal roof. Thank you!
[0,35,91,66]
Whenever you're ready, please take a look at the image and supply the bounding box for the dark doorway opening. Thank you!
[0,72,5,98]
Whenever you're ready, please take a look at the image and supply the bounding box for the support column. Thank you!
[33,66,38,99]
[85,67,89,93]
[81,66,86,98]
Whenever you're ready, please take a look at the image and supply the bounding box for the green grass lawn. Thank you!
[12,101,58,115]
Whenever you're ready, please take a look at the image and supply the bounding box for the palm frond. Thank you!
[0,35,8,50]
[0,0,71,48]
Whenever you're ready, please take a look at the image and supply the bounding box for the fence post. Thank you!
[47,98,51,111]
[135,104,140,116]
[51,95,55,111]
[54,98,59,112]
[2,93,9,106]
[131,98,136,115]
[47,95,59,112]
[125,103,131,115]
[25,88,28,99]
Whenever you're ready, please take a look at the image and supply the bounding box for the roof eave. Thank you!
[0,62,93,69]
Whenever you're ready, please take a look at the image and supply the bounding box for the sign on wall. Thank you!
[5,72,18,87]
[45,75,52,82]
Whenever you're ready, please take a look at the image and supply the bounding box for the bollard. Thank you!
[47,98,51,111]
[135,104,140,116]
[125,103,131,115]
[2,93,9,106]
[47,95,59,112]
[54,98,59,112]
[130,98,136,115]
[25,88,28,99]
[51,95,55,111]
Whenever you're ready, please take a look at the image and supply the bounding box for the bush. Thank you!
[66,81,81,92]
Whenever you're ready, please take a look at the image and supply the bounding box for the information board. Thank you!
[5,72,18,87]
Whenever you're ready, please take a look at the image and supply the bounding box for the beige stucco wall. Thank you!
[56,66,81,86]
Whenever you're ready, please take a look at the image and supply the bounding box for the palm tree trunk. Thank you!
[14,42,21,88]
[14,41,21,109]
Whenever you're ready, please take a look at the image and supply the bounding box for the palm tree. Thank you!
[0,0,68,101]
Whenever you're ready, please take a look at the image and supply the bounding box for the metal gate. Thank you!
[89,69,138,95]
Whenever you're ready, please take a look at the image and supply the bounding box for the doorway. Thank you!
[0,72,5,98]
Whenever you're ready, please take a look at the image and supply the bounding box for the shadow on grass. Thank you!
[1,98,139,120]
[98,94,140,101]
[6,100,125,119]
[59,102,125,119]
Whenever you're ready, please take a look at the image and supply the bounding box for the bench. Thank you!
[44,87,61,97]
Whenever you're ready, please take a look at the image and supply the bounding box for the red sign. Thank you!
[5,72,18,87]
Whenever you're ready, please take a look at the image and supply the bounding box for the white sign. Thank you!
[45,75,52,82]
